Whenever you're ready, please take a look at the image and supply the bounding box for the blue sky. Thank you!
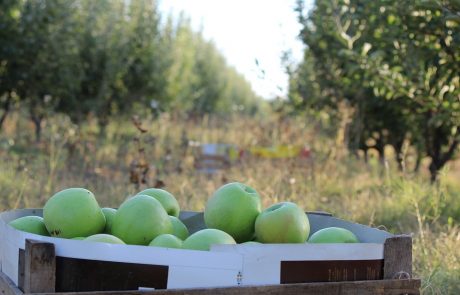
[158,0,313,99]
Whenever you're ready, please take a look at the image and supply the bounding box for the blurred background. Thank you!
[0,1,459,293]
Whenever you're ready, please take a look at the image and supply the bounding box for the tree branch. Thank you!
[440,131,460,165]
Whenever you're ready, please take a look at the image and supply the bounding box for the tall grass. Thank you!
[0,112,459,294]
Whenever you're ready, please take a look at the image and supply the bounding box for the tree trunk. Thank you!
[0,108,10,132]
[98,115,109,138]
[413,151,422,174]
[31,115,43,143]
[375,136,386,165]
[429,160,439,183]
[363,147,369,163]
[426,126,459,182]
[393,139,405,172]
[0,94,12,132]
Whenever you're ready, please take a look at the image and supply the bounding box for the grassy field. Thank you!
[1,112,459,294]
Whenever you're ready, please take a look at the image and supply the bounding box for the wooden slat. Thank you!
[33,279,420,295]
[18,248,25,290]
[196,154,229,162]
[1,233,418,295]
[383,235,412,280]
[55,257,168,292]
[0,271,24,295]
[23,239,56,293]
[194,152,230,173]
[2,265,420,295]
[280,259,384,283]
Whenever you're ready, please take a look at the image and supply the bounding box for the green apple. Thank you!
[85,234,125,244]
[101,208,117,234]
[149,234,183,249]
[204,182,261,243]
[9,216,49,236]
[169,216,189,240]
[255,202,310,243]
[43,188,106,238]
[308,227,359,243]
[112,195,172,245]
[182,229,236,251]
[137,188,180,217]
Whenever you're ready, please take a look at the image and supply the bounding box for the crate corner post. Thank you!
[383,234,412,280]
[21,239,56,293]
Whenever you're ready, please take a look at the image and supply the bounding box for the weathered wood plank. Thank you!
[2,265,420,295]
[18,247,25,290]
[0,271,24,295]
[3,237,418,295]
[23,239,56,293]
[55,256,168,292]
[33,279,421,295]
[383,235,412,280]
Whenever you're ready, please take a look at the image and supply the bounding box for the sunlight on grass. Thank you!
[0,113,459,294]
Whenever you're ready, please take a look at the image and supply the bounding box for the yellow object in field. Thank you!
[248,145,303,159]
[228,146,240,161]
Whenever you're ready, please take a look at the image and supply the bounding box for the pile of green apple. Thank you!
[8,182,359,250]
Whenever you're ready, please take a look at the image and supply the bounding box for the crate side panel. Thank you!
[55,257,168,292]
[280,259,384,284]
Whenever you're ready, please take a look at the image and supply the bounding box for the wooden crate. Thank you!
[0,209,421,294]
[193,144,234,174]
[0,239,420,295]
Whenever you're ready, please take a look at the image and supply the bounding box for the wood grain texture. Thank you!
[0,271,24,295]
[3,236,418,294]
[55,256,168,292]
[23,239,56,293]
[33,279,420,295]
[281,259,384,283]
[1,269,420,295]
[383,235,413,280]
[18,248,25,291]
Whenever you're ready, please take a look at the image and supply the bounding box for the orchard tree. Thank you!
[162,15,199,112]
[356,0,460,180]
[13,0,82,141]
[293,0,460,180]
[65,0,130,131]
[123,0,168,115]
[0,0,21,130]
[0,0,263,137]
[162,15,262,116]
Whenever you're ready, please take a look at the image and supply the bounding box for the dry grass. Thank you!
[0,112,459,294]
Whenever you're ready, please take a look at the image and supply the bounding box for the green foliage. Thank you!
[0,0,262,135]
[291,0,460,180]
[162,16,262,115]
[14,0,83,139]
[0,0,24,128]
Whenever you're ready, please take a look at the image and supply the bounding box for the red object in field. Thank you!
[238,149,245,159]
[299,146,311,158]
